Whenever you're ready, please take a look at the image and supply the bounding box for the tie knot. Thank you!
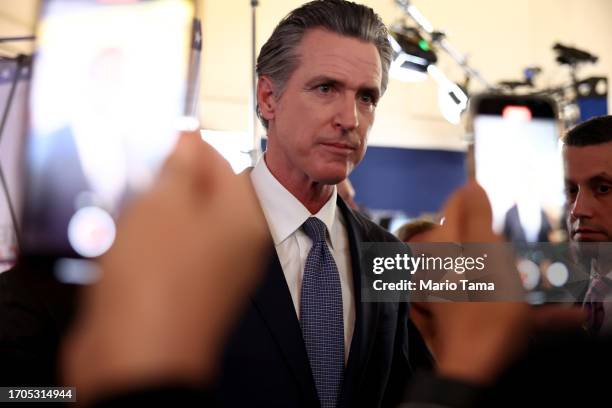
[303,217,327,243]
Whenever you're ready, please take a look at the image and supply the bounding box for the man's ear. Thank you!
[257,76,277,123]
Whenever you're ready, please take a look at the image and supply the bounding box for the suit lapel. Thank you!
[337,198,380,407]
[245,166,318,404]
[248,190,380,407]
[251,251,319,406]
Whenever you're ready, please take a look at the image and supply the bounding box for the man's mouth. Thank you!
[320,142,357,154]
[572,227,607,241]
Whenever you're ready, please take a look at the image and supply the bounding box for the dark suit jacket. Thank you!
[21,126,91,257]
[215,197,432,408]
[0,261,79,385]
[502,204,551,243]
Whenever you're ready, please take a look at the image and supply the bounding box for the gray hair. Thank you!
[256,0,392,129]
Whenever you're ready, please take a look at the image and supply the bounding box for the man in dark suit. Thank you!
[214,2,430,407]
[20,126,91,255]
[502,203,552,243]
[563,115,612,334]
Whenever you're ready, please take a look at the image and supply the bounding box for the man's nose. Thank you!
[570,189,595,220]
[333,94,359,131]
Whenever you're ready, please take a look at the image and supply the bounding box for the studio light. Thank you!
[389,26,468,123]
[427,64,468,125]
[388,21,471,124]
[388,25,436,82]
[392,0,500,125]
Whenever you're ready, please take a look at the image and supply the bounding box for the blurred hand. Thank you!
[415,181,528,383]
[62,131,270,403]
[412,181,584,385]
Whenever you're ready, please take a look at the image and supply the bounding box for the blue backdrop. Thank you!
[349,146,466,217]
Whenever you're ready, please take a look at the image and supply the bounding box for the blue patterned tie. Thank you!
[300,217,344,408]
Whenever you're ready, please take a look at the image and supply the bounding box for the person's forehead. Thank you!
[564,142,612,179]
[293,28,382,89]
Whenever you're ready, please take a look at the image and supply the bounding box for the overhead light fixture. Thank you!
[388,25,436,82]
[388,24,468,124]
[392,0,500,125]
[553,43,598,66]
[427,64,468,125]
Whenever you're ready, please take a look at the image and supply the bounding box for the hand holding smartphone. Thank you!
[470,94,564,244]
[469,94,589,302]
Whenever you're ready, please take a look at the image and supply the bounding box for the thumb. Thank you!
[439,180,498,243]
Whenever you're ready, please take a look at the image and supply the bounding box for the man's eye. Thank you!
[597,184,611,194]
[565,185,578,197]
[359,93,376,106]
[318,84,332,93]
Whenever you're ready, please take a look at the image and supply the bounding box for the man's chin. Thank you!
[318,175,347,185]
[572,240,612,264]
[311,166,351,185]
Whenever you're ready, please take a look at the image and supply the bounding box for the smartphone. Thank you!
[20,0,197,260]
[469,94,586,302]
[470,94,564,244]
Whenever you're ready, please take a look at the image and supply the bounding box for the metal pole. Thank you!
[0,55,28,246]
[249,0,261,165]
[0,36,35,43]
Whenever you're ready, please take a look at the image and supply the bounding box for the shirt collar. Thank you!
[250,155,338,248]
[591,260,612,280]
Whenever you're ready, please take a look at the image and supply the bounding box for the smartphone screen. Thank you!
[21,0,196,259]
[472,94,565,243]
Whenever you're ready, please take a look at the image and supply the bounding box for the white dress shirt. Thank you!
[250,157,355,362]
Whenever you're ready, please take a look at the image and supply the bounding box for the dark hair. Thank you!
[395,219,437,242]
[256,0,392,129]
[564,115,612,146]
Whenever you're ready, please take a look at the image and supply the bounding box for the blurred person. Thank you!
[337,178,371,218]
[0,47,167,383]
[395,219,439,359]
[25,48,132,253]
[502,202,552,243]
[337,178,358,210]
[501,164,553,244]
[395,219,437,243]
